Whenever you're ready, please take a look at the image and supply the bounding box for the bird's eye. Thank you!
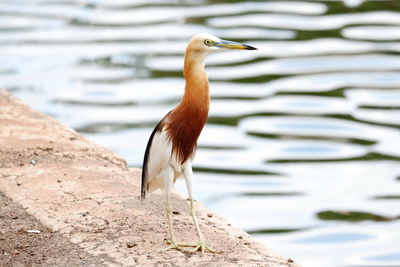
[204,39,213,46]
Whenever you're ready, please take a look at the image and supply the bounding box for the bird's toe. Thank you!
[187,240,222,255]
[164,239,196,252]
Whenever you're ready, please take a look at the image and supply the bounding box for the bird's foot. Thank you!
[187,239,222,255]
[164,239,193,252]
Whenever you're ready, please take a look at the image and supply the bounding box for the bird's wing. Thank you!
[141,119,172,200]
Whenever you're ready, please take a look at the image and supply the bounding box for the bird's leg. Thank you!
[183,163,222,255]
[163,166,191,252]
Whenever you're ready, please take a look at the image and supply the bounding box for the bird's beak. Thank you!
[216,39,257,50]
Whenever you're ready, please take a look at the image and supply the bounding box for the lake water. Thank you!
[1,0,400,266]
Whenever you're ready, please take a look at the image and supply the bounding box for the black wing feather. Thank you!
[141,117,168,201]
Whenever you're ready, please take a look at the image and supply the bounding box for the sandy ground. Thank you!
[0,89,299,266]
[0,191,105,266]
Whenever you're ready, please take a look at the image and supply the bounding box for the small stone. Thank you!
[126,242,137,248]
[172,211,180,215]
[207,213,213,218]
[27,229,41,234]
[57,179,62,183]
[287,258,294,263]
[238,236,243,239]
[30,160,36,165]
[16,182,22,186]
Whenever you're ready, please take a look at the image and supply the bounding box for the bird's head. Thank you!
[186,33,257,55]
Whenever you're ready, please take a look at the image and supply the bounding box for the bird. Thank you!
[141,33,257,254]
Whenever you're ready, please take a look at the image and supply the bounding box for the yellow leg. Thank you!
[165,202,202,251]
[183,163,222,255]
[187,200,221,255]
[163,166,194,252]
[164,201,191,252]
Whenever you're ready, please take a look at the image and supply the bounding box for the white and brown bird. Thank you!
[141,33,257,254]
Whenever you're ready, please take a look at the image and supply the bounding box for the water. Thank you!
[1,0,400,266]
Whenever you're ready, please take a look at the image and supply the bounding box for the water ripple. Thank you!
[208,11,400,31]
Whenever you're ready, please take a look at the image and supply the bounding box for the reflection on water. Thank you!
[1,0,400,266]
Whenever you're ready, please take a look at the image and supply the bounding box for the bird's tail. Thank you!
[141,171,146,202]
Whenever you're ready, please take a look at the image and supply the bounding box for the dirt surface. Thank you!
[0,192,105,267]
[0,88,300,266]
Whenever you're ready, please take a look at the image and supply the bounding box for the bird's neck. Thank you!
[165,51,210,163]
[181,52,210,110]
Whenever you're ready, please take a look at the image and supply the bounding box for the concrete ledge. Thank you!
[0,89,299,266]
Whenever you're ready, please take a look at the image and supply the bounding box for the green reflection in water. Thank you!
[247,228,306,235]
[239,192,303,197]
[360,105,400,110]
[317,210,400,222]
[374,195,400,200]
[248,131,376,146]
[198,145,245,150]
[267,152,400,163]
[53,99,141,107]
[275,87,346,98]
[193,166,281,176]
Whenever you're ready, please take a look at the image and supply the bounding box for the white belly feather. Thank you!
[146,128,188,193]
